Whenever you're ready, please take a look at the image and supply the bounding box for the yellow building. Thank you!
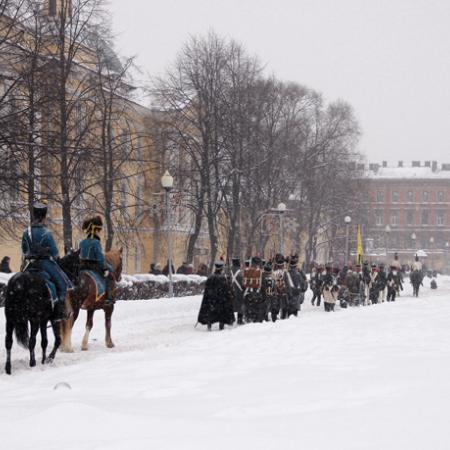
[0,1,206,274]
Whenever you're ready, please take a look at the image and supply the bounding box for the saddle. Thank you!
[22,267,58,304]
[81,270,106,305]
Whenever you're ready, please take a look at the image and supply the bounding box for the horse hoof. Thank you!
[30,360,36,367]
[106,342,115,348]
[61,347,74,354]
[45,357,54,364]
[81,346,88,351]
[5,364,11,375]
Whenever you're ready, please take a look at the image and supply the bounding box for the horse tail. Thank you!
[5,274,30,349]
[14,320,30,349]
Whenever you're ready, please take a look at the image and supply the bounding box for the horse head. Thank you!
[106,247,123,282]
[58,249,80,284]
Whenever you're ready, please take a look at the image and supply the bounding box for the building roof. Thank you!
[366,165,450,180]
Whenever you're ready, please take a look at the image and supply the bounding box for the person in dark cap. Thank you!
[243,256,265,322]
[0,256,12,273]
[310,264,324,306]
[271,253,287,321]
[261,260,275,321]
[284,254,308,318]
[21,201,73,321]
[79,215,114,304]
[230,257,245,324]
[197,260,235,330]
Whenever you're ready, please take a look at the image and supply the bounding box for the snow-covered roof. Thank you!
[366,166,450,180]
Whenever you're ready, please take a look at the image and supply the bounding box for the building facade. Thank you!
[365,161,450,272]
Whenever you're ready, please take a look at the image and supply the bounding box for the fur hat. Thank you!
[214,260,225,269]
[82,215,103,236]
[263,261,273,273]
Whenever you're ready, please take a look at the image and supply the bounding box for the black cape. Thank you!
[197,273,235,326]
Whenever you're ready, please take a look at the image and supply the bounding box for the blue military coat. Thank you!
[79,236,112,272]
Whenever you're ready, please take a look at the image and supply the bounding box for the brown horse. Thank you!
[60,248,123,352]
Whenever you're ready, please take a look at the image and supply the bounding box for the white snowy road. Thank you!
[1,277,450,450]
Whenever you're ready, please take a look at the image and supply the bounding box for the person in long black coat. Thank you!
[197,261,235,330]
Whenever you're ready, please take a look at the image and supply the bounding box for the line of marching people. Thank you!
[196,251,415,330]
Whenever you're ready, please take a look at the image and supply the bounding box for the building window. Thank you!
[406,191,414,202]
[437,191,445,202]
[422,191,429,202]
[390,211,398,226]
[406,210,414,226]
[377,191,384,203]
[392,191,399,203]
[437,211,445,226]
[421,210,429,225]
[375,210,383,226]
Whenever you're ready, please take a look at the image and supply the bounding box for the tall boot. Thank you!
[53,301,64,322]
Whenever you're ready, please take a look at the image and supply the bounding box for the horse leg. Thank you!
[104,304,115,348]
[40,321,48,364]
[47,319,62,361]
[29,321,39,367]
[81,310,95,351]
[5,320,14,375]
[60,316,75,353]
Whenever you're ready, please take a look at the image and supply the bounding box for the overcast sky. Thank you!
[108,0,450,164]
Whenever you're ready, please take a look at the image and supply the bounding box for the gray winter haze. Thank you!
[109,0,450,164]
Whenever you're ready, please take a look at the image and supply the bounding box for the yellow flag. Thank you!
[357,225,363,264]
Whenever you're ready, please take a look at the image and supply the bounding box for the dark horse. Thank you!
[4,251,79,375]
[60,248,123,353]
[410,270,423,297]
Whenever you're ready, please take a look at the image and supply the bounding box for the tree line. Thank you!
[152,32,367,268]
[0,2,367,267]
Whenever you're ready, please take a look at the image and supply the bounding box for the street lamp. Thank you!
[344,216,351,265]
[411,232,417,257]
[385,224,391,260]
[268,202,288,255]
[277,203,287,255]
[161,170,174,298]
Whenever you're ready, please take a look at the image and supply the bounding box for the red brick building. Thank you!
[365,161,450,271]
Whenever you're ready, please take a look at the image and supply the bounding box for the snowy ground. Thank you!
[1,277,450,450]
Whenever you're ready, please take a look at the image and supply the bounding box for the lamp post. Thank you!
[161,170,174,298]
[446,242,450,274]
[429,236,434,269]
[277,202,287,255]
[344,216,351,265]
[411,232,417,259]
[385,224,391,261]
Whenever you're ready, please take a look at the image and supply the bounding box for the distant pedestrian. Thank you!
[149,263,162,275]
[0,256,12,273]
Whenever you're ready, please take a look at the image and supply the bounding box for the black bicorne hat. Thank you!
[289,254,299,266]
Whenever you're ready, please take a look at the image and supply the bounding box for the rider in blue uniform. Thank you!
[79,215,114,303]
[21,201,73,321]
